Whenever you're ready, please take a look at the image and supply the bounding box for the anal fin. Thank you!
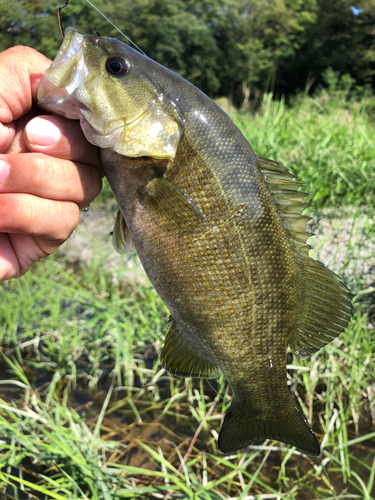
[160,318,220,379]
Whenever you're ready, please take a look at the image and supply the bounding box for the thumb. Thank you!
[25,115,101,167]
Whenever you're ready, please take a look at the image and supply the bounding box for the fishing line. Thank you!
[321,459,337,498]
[206,379,226,402]
[84,0,146,55]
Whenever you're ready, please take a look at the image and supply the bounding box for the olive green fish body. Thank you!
[37,28,352,456]
[101,106,315,453]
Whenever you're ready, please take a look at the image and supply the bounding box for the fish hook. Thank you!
[57,0,69,38]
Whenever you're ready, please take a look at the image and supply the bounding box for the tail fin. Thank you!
[218,397,320,456]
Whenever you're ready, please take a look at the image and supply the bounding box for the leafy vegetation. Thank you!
[2,0,375,101]
[233,88,375,209]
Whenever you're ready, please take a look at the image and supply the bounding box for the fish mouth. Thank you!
[36,28,88,119]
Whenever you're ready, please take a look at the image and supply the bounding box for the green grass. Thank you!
[0,252,166,389]
[233,92,375,210]
[0,93,374,499]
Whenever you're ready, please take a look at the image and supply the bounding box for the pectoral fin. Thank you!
[112,210,132,254]
[161,318,220,379]
[145,176,206,226]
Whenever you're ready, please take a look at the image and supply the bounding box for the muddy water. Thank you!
[0,357,374,499]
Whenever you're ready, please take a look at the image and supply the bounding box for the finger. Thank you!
[6,111,38,154]
[0,233,48,280]
[0,47,51,123]
[0,192,80,246]
[0,122,15,153]
[0,153,102,208]
[0,232,28,280]
[24,115,102,168]
[0,232,21,280]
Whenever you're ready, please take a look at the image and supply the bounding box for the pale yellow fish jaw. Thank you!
[77,75,183,158]
[47,28,86,89]
[79,108,120,150]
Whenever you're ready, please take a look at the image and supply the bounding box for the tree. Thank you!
[2,0,374,101]
[110,0,221,95]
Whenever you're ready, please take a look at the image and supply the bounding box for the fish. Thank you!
[36,27,352,456]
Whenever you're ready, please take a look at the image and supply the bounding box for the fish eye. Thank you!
[105,57,129,76]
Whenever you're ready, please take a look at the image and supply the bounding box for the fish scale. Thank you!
[36,27,352,456]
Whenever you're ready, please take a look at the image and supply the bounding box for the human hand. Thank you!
[0,46,102,281]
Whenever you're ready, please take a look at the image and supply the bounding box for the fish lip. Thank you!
[52,27,84,69]
[36,28,87,119]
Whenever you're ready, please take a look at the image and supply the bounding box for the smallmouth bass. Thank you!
[37,28,352,456]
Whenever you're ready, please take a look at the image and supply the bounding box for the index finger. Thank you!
[0,46,51,123]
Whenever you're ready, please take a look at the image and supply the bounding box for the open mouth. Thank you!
[53,28,84,65]
[45,28,85,89]
[36,28,87,119]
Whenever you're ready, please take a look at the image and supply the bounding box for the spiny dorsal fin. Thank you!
[257,156,312,256]
[160,317,220,379]
[257,157,352,357]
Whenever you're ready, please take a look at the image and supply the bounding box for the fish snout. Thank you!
[36,28,87,120]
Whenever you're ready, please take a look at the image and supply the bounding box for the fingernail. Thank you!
[26,117,61,146]
[0,158,10,184]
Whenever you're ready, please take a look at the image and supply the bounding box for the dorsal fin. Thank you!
[256,157,352,358]
[257,156,312,256]
[290,257,352,358]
